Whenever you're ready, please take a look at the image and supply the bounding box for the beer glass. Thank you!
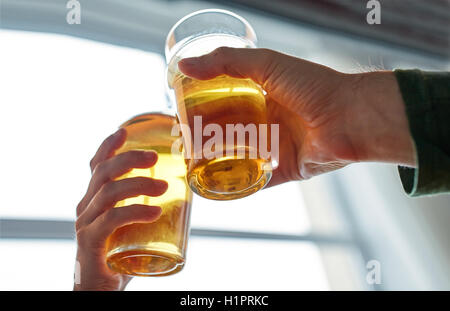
[165,9,273,200]
[105,112,192,276]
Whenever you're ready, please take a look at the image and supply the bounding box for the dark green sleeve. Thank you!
[394,69,450,197]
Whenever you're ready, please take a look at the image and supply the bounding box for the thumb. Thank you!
[178,47,287,93]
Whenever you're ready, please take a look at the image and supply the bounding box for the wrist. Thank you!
[344,71,417,167]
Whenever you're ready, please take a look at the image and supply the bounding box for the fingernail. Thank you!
[145,206,162,218]
[159,180,169,190]
[152,206,163,217]
[144,150,157,159]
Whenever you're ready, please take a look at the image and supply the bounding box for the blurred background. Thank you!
[0,0,449,290]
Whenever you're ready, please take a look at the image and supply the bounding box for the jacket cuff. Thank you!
[395,69,450,196]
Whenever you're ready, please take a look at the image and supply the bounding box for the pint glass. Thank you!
[165,9,273,200]
[105,113,192,276]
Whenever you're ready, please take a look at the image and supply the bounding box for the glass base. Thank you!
[188,158,272,200]
[106,248,185,277]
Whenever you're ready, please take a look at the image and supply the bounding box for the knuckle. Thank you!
[114,150,144,167]
[100,209,119,228]
[198,53,210,63]
[103,179,116,194]
[260,47,273,55]
[75,216,83,232]
[76,200,84,216]
[213,46,229,57]
[126,150,144,162]
[76,226,96,249]
[261,49,276,66]
[104,209,118,223]
[75,222,87,242]
[89,158,96,171]
[92,160,108,177]
[96,160,108,172]
[136,177,151,189]
[114,150,129,160]
[134,176,147,183]
[99,181,116,202]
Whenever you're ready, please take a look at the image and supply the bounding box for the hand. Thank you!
[73,128,168,291]
[178,47,416,186]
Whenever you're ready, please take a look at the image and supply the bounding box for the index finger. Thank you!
[90,128,127,173]
[177,47,276,86]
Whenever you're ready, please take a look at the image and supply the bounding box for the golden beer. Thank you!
[172,73,272,200]
[165,9,272,200]
[105,113,192,276]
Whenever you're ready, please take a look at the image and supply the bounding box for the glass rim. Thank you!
[164,8,257,63]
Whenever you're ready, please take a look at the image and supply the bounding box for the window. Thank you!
[1,30,353,290]
[0,30,167,221]
[0,240,76,291]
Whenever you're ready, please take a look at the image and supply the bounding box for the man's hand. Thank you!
[178,47,416,186]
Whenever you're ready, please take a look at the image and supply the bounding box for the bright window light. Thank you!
[127,237,329,290]
[190,182,310,235]
[0,30,310,235]
[0,30,167,220]
[0,239,77,290]
[0,238,328,290]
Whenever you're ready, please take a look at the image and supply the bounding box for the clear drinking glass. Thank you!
[105,112,192,276]
[165,9,272,201]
